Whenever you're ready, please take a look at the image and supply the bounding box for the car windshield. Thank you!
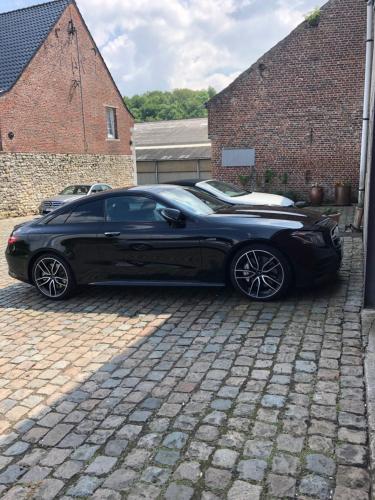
[205,180,248,197]
[157,187,230,215]
[59,185,91,195]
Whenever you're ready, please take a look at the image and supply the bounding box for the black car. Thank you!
[6,185,342,301]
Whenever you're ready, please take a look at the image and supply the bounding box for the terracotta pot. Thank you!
[309,186,324,205]
[335,185,351,206]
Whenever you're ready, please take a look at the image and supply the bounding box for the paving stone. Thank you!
[141,466,171,485]
[212,448,238,468]
[267,473,296,497]
[54,460,83,479]
[299,474,331,499]
[244,439,273,458]
[261,394,286,408]
[277,434,304,453]
[34,479,64,499]
[0,465,27,484]
[173,461,201,481]
[128,483,161,500]
[237,459,267,481]
[162,431,188,449]
[68,475,103,496]
[70,445,99,461]
[104,439,128,456]
[204,467,232,490]
[92,489,121,500]
[336,444,367,466]
[165,483,194,500]
[186,441,213,461]
[227,480,262,500]
[336,465,370,490]
[155,449,180,466]
[86,456,117,475]
[333,486,368,500]
[306,453,336,477]
[102,469,137,491]
[272,454,299,475]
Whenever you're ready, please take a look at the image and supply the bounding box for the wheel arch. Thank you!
[224,239,295,284]
[28,249,72,284]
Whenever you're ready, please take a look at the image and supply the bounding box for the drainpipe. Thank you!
[355,0,374,228]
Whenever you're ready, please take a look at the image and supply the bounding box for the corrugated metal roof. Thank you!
[0,0,72,94]
[134,118,209,147]
[136,145,211,162]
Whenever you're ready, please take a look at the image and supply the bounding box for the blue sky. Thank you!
[1,0,327,96]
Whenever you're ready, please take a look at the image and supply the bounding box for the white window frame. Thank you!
[106,106,118,140]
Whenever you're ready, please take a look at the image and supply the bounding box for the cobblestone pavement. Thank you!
[0,217,370,499]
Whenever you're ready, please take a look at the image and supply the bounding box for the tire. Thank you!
[32,253,76,300]
[230,243,292,301]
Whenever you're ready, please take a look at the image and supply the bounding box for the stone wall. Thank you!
[0,153,135,217]
[207,0,366,201]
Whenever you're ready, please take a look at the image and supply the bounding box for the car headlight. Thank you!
[291,231,326,247]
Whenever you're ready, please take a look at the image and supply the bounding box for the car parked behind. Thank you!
[39,183,112,215]
[170,178,297,207]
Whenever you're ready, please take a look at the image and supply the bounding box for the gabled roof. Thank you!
[134,118,209,147]
[0,0,73,94]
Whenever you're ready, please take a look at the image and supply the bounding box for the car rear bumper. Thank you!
[5,250,30,284]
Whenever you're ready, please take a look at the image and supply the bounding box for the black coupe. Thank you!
[6,185,342,301]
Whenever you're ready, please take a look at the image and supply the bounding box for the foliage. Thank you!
[279,172,289,186]
[305,7,321,27]
[124,87,216,122]
[238,175,251,188]
[264,169,277,185]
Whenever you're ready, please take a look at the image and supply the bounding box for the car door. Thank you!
[40,198,105,283]
[95,193,202,282]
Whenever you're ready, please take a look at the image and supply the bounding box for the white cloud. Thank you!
[76,0,328,96]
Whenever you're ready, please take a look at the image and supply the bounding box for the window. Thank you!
[59,185,91,195]
[65,199,104,223]
[45,212,70,225]
[106,107,118,139]
[157,187,228,216]
[105,196,167,222]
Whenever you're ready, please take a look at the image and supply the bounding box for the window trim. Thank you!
[105,106,119,140]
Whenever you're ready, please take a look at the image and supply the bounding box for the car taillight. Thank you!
[8,236,18,245]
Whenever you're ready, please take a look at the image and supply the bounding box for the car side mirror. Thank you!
[160,208,184,226]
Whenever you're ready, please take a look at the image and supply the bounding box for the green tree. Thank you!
[124,87,216,122]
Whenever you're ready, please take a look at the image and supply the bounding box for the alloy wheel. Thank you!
[234,249,285,299]
[34,257,69,298]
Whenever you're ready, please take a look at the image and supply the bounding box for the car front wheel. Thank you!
[230,244,292,301]
[32,254,75,300]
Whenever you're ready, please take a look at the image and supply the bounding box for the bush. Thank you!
[305,7,321,27]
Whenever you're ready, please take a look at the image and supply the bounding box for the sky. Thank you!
[0,0,327,96]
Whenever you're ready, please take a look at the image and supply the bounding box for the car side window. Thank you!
[45,212,70,225]
[105,195,167,222]
[65,199,105,223]
[91,185,103,194]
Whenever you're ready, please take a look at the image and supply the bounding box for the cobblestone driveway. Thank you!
[0,217,369,499]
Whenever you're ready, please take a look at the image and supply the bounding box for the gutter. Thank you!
[355,0,375,228]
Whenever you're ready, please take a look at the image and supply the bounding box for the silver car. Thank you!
[39,183,112,214]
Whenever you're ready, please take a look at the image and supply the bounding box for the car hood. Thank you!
[43,194,86,203]
[232,192,294,207]
[210,205,328,230]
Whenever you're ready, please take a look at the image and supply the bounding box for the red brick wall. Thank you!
[207,0,366,201]
[0,3,133,155]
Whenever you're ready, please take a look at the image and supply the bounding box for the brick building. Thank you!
[0,0,135,216]
[207,0,367,201]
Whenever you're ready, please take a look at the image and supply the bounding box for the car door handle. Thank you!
[104,232,120,237]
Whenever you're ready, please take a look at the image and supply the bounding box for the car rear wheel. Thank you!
[32,254,75,300]
[230,243,292,301]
